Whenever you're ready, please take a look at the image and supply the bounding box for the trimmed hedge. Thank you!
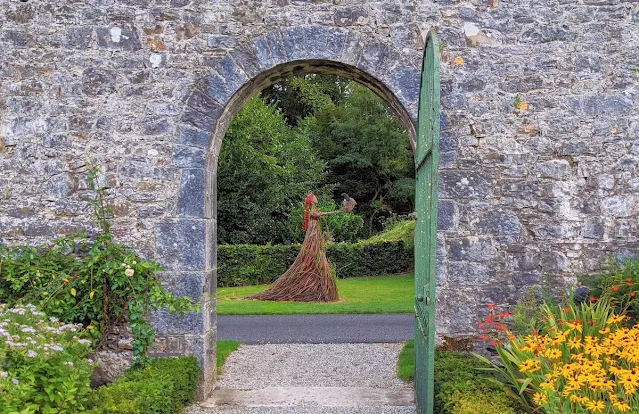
[86,356,200,414]
[218,239,413,287]
[397,341,523,413]
[434,351,523,414]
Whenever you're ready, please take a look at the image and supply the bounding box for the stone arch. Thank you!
[154,25,422,398]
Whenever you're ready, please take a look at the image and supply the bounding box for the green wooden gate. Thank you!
[414,29,440,414]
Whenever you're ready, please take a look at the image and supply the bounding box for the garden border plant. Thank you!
[396,340,523,413]
[476,258,639,413]
[0,166,197,364]
[0,303,95,413]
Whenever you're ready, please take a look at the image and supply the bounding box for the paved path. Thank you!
[184,343,416,414]
[217,314,414,344]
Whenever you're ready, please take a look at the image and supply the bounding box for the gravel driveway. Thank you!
[184,343,416,414]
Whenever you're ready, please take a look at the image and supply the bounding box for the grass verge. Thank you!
[217,273,413,315]
[217,340,240,374]
[397,339,415,382]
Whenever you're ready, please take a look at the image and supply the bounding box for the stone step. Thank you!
[200,386,415,408]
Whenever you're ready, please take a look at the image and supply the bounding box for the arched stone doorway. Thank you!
[152,25,422,398]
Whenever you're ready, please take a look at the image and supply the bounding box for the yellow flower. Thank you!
[545,348,562,359]
[519,359,540,373]
[613,401,631,412]
[532,392,547,406]
[567,320,583,333]
[540,380,555,391]
[568,338,581,349]
[585,399,605,413]
[607,314,625,325]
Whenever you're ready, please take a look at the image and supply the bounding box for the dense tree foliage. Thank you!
[261,74,349,126]
[217,96,326,245]
[218,75,415,244]
[308,83,415,236]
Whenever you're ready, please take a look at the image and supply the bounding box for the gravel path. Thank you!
[217,343,408,389]
[184,343,415,414]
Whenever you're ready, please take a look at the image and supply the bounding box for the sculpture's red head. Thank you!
[302,193,317,231]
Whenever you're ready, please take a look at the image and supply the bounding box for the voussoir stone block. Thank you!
[181,108,217,132]
[229,43,263,79]
[198,56,249,105]
[387,66,420,111]
[281,27,324,62]
[178,124,213,149]
[187,89,225,118]
[325,28,348,61]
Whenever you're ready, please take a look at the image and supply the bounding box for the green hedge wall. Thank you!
[218,239,413,287]
[85,356,200,414]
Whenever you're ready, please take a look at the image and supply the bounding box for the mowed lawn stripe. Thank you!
[216,273,414,315]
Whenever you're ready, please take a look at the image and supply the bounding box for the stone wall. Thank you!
[1,0,638,398]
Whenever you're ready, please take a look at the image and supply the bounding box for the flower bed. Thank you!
[477,258,639,413]
[0,303,94,413]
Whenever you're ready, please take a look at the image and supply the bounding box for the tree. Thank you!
[261,74,349,127]
[308,82,415,236]
[217,96,326,245]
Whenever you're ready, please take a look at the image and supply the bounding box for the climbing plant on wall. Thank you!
[0,167,197,364]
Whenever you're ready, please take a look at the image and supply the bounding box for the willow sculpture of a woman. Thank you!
[247,193,356,303]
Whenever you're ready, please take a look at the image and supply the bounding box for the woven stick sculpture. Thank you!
[247,193,354,303]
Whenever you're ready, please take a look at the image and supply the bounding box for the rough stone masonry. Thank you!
[0,0,638,397]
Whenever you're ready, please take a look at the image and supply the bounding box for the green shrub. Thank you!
[0,237,196,363]
[396,341,523,413]
[218,239,412,287]
[580,258,639,324]
[434,351,521,414]
[86,356,200,414]
[0,303,94,413]
[217,218,415,287]
[365,219,415,244]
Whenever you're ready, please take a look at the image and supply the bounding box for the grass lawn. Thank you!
[216,273,414,315]
[216,340,240,374]
[397,339,414,382]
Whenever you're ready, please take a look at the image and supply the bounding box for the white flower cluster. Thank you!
[0,303,93,387]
